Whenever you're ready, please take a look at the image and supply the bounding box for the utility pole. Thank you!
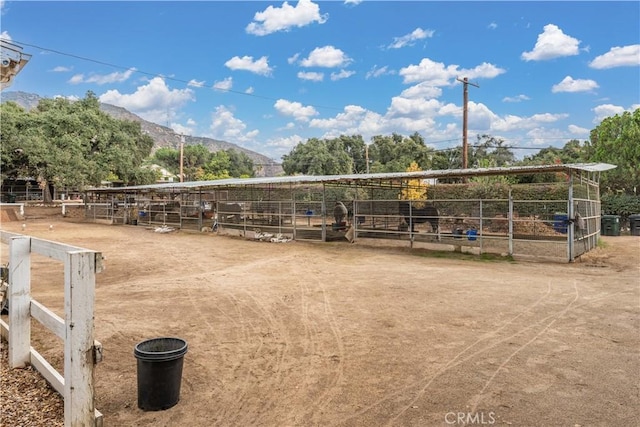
[456,77,479,169]
[179,134,185,182]
[365,144,370,174]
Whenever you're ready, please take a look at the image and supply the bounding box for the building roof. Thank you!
[87,163,616,193]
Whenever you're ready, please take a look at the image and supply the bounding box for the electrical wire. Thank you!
[9,39,344,111]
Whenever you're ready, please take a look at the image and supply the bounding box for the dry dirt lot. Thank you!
[1,212,639,427]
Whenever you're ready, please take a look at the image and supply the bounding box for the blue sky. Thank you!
[1,1,639,162]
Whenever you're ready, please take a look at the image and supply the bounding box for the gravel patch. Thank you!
[0,340,63,426]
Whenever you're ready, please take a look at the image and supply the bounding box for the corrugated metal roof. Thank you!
[87,163,616,193]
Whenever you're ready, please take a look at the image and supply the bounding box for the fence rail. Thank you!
[0,231,104,427]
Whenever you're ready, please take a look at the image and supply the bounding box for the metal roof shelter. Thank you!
[87,163,616,193]
[82,163,615,262]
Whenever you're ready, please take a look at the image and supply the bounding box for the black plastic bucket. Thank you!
[134,337,188,411]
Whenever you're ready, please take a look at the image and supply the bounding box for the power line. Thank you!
[10,39,344,111]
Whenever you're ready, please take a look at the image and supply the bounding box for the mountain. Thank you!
[1,91,283,177]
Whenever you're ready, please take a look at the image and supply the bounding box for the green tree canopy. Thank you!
[584,108,640,193]
[151,145,255,180]
[0,92,156,200]
[368,132,434,173]
[282,137,355,175]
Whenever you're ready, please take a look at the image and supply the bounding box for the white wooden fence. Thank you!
[0,231,104,427]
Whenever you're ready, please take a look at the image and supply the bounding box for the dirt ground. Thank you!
[1,211,639,427]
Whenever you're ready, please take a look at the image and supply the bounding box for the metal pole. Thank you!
[462,78,469,169]
[179,135,185,183]
[456,77,479,170]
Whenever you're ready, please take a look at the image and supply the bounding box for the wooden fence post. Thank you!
[8,235,31,368]
[64,251,97,427]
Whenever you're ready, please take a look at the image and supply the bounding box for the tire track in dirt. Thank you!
[307,280,346,423]
[335,280,561,425]
[209,291,260,426]
[381,281,582,426]
[206,252,301,426]
[382,280,556,425]
[467,281,580,413]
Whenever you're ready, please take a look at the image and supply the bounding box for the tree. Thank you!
[152,145,254,180]
[400,161,428,204]
[471,134,516,168]
[0,92,156,201]
[584,108,640,194]
[282,137,353,175]
[368,132,434,173]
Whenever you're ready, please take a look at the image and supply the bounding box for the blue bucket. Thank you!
[553,213,568,234]
[466,229,478,241]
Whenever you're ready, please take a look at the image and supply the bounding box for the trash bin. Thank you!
[601,215,621,236]
[629,214,640,236]
[553,213,568,234]
[466,229,478,241]
[134,337,188,411]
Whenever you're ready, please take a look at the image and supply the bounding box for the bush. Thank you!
[601,193,640,225]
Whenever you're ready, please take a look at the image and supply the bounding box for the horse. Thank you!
[399,201,439,234]
[333,201,348,225]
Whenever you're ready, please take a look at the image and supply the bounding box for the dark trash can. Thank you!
[553,213,568,234]
[629,214,640,236]
[134,337,188,411]
[601,215,621,236]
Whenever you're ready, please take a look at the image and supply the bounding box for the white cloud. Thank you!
[50,66,72,72]
[245,86,254,94]
[400,83,442,99]
[490,110,568,132]
[171,122,195,136]
[590,45,640,69]
[0,31,10,40]
[213,77,233,91]
[225,55,273,76]
[365,65,395,79]
[524,127,569,146]
[330,69,355,81]
[399,58,505,85]
[387,27,434,49]
[246,0,328,36]
[488,22,497,30]
[98,77,194,124]
[388,96,442,119]
[503,94,531,103]
[521,24,581,61]
[552,76,599,93]
[68,68,136,85]
[343,0,362,5]
[297,71,324,82]
[592,104,626,123]
[187,79,205,88]
[274,99,319,122]
[272,134,303,152]
[299,46,351,68]
[209,105,258,143]
[568,124,589,135]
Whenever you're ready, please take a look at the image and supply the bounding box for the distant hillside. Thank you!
[1,91,283,177]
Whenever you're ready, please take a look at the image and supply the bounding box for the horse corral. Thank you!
[83,164,613,262]
[0,214,638,426]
